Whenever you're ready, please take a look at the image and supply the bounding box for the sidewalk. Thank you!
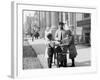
[28,39,91,68]
[23,40,43,69]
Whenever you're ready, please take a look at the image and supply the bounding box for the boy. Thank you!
[46,33,55,68]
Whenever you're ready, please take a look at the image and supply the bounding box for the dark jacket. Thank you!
[68,35,77,59]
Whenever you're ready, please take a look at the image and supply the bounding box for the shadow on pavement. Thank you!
[23,40,43,69]
[23,45,37,58]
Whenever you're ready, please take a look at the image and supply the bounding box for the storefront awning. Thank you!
[77,19,91,27]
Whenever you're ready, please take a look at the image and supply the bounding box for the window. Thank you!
[84,13,90,18]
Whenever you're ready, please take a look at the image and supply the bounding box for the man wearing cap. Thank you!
[54,22,68,67]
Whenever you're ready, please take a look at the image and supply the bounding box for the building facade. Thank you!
[24,11,91,45]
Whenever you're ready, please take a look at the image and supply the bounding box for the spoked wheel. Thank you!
[56,53,60,68]
[56,52,67,68]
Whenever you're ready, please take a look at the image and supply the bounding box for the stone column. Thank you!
[39,12,46,38]
[51,12,59,29]
[68,12,76,30]
[68,12,72,26]
[51,12,59,39]
[46,11,51,27]
[62,12,66,23]
[68,12,77,43]
[64,12,70,30]
[73,13,77,43]
[59,12,63,22]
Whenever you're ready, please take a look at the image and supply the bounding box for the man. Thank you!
[55,22,67,67]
